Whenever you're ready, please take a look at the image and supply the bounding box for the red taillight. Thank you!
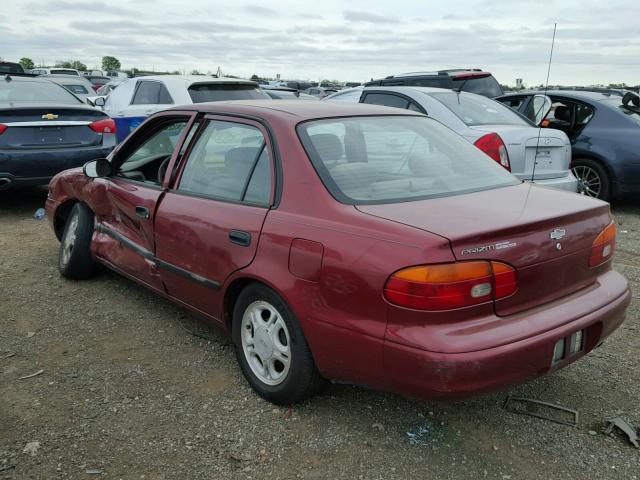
[452,72,491,80]
[0,124,7,135]
[589,222,616,268]
[474,133,510,171]
[89,118,116,134]
[383,261,517,311]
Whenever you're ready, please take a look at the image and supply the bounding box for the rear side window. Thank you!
[187,84,269,102]
[178,121,271,205]
[430,92,529,126]
[298,116,518,204]
[132,81,174,105]
[362,93,409,109]
[451,76,503,97]
[0,80,82,103]
[64,84,89,94]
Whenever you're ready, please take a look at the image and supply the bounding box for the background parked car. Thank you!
[96,78,125,96]
[97,75,271,142]
[303,86,338,99]
[31,68,80,76]
[85,75,111,93]
[497,90,640,200]
[0,61,26,74]
[327,86,577,192]
[365,69,504,98]
[39,74,96,103]
[263,88,318,100]
[0,75,116,189]
[323,86,363,102]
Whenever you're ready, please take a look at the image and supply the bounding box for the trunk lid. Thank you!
[469,125,571,180]
[357,183,611,316]
[0,106,107,149]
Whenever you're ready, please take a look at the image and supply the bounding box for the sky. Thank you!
[2,0,639,86]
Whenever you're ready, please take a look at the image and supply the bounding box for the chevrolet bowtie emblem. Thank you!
[550,228,566,240]
[42,113,59,120]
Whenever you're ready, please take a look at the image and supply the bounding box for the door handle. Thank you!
[229,230,251,246]
[135,206,150,219]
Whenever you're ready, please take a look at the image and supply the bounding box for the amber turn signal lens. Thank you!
[589,222,616,268]
[384,261,517,311]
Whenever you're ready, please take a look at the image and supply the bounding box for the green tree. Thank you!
[55,60,87,71]
[19,57,35,70]
[250,74,260,81]
[102,56,121,72]
[190,69,203,75]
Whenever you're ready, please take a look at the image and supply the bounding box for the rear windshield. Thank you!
[431,92,530,126]
[0,80,82,103]
[451,75,503,97]
[0,63,24,73]
[50,69,78,75]
[188,83,270,103]
[297,116,519,204]
[63,84,89,94]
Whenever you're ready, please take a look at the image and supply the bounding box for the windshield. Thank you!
[0,80,82,103]
[298,116,519,204]
[188,83,270,102]
[431,92,530,127]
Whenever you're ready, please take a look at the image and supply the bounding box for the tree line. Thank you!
[18,56,121,72]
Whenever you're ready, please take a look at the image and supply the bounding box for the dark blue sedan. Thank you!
[497,90,640,201]
[0,75,116,190]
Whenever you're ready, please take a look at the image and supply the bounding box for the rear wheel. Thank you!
[232,283,325,405]
[572,158,610,201]
[58,203,96,279]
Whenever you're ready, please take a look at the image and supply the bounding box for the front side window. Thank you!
[431,92,529,126]
[117,120,188,184]
[298,116,518,204]
[132,81,174,105]
[178,121,271,205]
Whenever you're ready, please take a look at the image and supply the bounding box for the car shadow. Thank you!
[0,186,49,216]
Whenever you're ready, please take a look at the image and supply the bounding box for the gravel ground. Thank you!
[1,187,639,480]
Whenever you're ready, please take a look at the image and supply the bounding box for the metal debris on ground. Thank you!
[1,352,16,360]
[503,396,579,426]
[18,369,45,380]
[604,417,639,448]
[86,468,104,474]
[23,441,40,456]
[0,465,16,472]
[406,423,431,446]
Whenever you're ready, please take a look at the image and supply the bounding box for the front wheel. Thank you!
[232,284,325,405]
[58,203,96,279]
[571,158,610,201]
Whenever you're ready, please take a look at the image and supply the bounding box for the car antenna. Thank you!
[532,23,557,183]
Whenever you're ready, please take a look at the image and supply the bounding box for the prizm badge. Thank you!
[550,228,566,240]
[42,113,59,120]
[460,240,517,256]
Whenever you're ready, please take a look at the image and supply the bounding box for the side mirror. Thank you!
[93,96,106,107]
[83,158,112,178]
[532,94,552,126]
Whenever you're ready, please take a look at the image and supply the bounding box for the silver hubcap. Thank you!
[60,213,79,266]
[241,300,291,386]
[572,165,602,198]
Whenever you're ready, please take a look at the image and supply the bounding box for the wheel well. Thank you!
[571,155,614,179]
[223,278,258,331]
[53,200,77,241]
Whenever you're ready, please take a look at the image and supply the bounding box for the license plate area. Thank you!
[38,127,65,144]
[552,330,584,365]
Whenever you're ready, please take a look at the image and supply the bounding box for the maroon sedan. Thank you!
[45,101,630,405]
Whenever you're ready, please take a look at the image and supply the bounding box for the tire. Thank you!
[232,283,325,405]
[571,158,611,201]
[58,203,96,279]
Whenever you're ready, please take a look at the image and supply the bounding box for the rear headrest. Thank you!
[309,133,343,162]
[554,105,571,122]
[225,147,259,178]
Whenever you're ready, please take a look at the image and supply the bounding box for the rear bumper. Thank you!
[383,269,630,399]
[517,172,578,192]
[0,144,113,188]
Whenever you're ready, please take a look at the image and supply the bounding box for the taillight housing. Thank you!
[89,118,116,134]
[589,222,616,268]
[474,133,510,171]
[0,124,7,135]
[383,261,517,311]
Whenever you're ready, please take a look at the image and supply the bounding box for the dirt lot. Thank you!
[1,187,639,480]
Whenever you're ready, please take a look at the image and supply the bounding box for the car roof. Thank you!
[132,75,258,87]
[2,74,65,84]
[168,99,425,122]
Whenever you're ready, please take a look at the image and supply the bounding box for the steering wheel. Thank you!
[157,157,171,185]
